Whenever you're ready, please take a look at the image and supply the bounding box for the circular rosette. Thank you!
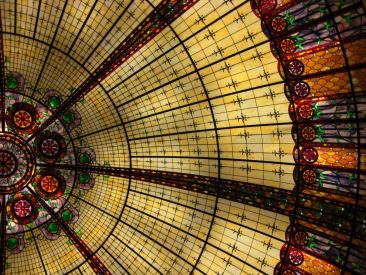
[5,73,25,92]
[293,230,309,246]
[0,150,17,177]
[285,81,311,102]
[77,172,95,190]
[7,102,39,133]
[60,204,79,224]
[286,59,304,77]
[291,125,317,143]
[251,0,277,18]
[271,15,288,33]
[41,89,63,110]
[280,245,305,266]
[36,170,66,199]
[78,147,96,165]
[288,247,304,266]
[292,81,310,99]
[7,193,39,225]
[300,147,318,164]
[35,132,67,163]
[300,125,316,142]
[280,38,296,54]
[293,147,319,164]
[297,103,314,120]
[6,235,25,254]
[0,133,36,194]
[40,221,60,240]
[62,110,81,131]
[301,168,318,185]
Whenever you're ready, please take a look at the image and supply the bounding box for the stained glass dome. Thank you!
[0,0,365,274]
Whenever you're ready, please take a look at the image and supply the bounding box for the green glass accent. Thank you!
[47,222,59,234]
[63,112,74,124]
[62,210,73,221]
[6,77,18,89]
[79,153,91,164]
[7,237,18,250]
[78,173,90,183]
[49,96,61,109]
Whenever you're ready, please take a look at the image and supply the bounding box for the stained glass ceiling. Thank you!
[0,0,364,274]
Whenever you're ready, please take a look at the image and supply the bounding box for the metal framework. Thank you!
[0,7,6,275]
[27,0,200,141]
[0,0,364,274]
[1,0,202,274]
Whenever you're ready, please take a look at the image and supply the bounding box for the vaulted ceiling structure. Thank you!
[0,0,364,274]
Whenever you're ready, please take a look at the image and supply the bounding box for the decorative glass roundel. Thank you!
[0,133,35,194]
[1,76,96,254]
[0,150,17,176]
